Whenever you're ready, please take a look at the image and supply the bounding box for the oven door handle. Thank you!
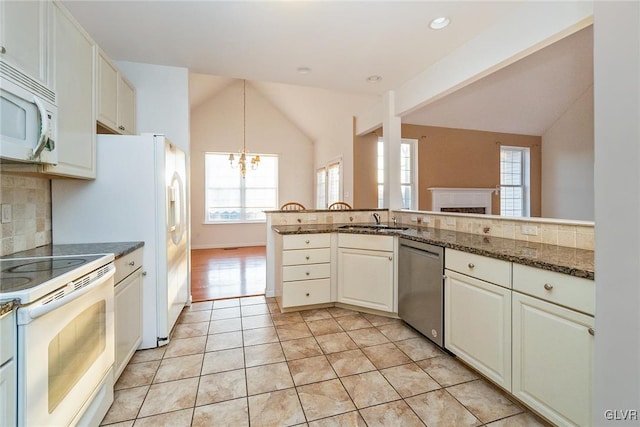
[19,268,115,324]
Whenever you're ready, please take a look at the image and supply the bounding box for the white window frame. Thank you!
[316,158,343,208]
[500,145,530,217]
[204,152,279,224]
[378,138,418,209]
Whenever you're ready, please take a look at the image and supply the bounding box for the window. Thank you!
[378,138,417,209]
[500,146,530,217]
[316,160,342,208]
[205,153,278,222]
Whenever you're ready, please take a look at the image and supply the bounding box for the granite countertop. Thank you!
[1,241,144,260]
[272,223,594,280]
[0,299,19,317]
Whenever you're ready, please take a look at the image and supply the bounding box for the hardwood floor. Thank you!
[190,246,266,301]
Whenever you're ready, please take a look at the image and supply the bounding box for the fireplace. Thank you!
[429,188,495,214]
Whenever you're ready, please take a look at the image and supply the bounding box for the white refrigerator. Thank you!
[52,134,189,349]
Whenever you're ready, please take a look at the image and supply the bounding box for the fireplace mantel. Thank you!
[428,187,495,214]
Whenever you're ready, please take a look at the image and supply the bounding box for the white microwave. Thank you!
[0,61,57,165]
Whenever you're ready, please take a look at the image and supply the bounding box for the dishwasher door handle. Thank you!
[400,245,441,259]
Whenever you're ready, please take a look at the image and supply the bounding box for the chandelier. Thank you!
[228,79,260,177]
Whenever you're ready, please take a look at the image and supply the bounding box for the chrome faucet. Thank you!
[372,212,381,225]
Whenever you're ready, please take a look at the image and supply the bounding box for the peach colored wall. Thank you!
[352,119,379,209]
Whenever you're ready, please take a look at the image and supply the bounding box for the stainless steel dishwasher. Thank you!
[398,238,444,347]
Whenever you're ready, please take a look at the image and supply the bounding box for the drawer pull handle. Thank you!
[468,263,475,269]
[306,293,310,297]
[128,261,135,266]
[305,240,310,244]
[306,272,310,276]
[543,283,553,291]
[0,46,6,54]
[588,328,595,336]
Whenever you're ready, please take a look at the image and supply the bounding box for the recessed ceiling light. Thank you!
[366,75,382,83]
[429,16,450,30]
[297,67,311,74]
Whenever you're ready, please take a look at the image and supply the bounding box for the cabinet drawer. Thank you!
[338,234,394,251]
[114,247,143,284]
[282,279,331,307]
[445,249,511,288]
[513,264,595,315]
[283,263,330,282]
[283,234,330,250]
[283,248,331,266]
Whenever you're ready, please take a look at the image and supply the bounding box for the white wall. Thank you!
[541,86,594,220]
[593,2,640,424]
[190,80,314,249]
[117,61,190,153]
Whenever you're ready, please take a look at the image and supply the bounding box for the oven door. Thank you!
[17,268,115,427]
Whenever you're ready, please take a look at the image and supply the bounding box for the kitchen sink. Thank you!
[337,224,409,232]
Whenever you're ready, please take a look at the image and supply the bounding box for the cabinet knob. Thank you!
[468,263,475,269]
[305,272,310,276]
[0,46,6,54]
[305,240,310,244]
[305,256,310,260]
[119,125,125,131]
[543,283,553,291]
[142,271,147,276]
[588,327,595,336]
[388,256,393,261]
[128,261,135,266]
[306,293,310,297]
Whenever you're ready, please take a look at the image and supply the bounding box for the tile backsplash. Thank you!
[0,174,52,256]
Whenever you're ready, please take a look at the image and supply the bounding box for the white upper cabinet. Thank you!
[97,50,136,135]
[0,0,51,88]
[117,75,136,134]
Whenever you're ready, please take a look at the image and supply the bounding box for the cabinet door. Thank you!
[46,3,96,178]
[117,75,136,134]
[445,270,511,390]
[512,292,594,427]
[114,270,143,380]
[337,247,394,312]
[0,360,16,427]
[0,0,49,86]
[97,52,118,131]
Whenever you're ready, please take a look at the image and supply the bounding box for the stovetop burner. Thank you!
[6,258,87,273]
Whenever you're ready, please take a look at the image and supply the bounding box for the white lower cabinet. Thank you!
[444,269,512,390]
[337,234,395,312]
[512,291,594,427]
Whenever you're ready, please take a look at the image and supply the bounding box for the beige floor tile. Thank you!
[138,377,198,418]
[101,386,149,424]
[340,370,400,409]
[377,322,422,341]
[154,353,203,383]
[297,379,356,421]
[315,332,359,354]
[103,421,134,427]
[276,322,313,341]
[362,343,412,369]
[185,301,213,312]
[326,349,376,377]
[380,363,441,397]
[115,360,160,390]
[327,307,360,318]
[205,330,243,352]
[196,369,246,406]
[271,311,305,326]
[202,348,245,375]
[171,321,210,339]
[244,342,285,367]
[486,412,551,427]
[209,317,242,334]
[335,314,373,331]
[359,400,425,427]
[243,326,279,346]
[288,355,337,386]
[240,295,267,306]
[281,337,324,360]
[308,411,366,427]
[405,389,481,427]
[129,347,166,364]
[213,298,240,308]
[346,327,390,348]
[362,313,400,327]
[164,336,207,358]
[395,337,443,361]
[417,356,479,387]
[211,306,241,320]
[300,308,333,321]
[132,408,193,427]
[192,398,249,427]
[248,388,306,427]
[178,310,211,324]
[241,303,270,317]
[242,314,274,330]
[306,318,344,336]
[447,379,523,424]
[267,302,281,313]
[246,362,294,395]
